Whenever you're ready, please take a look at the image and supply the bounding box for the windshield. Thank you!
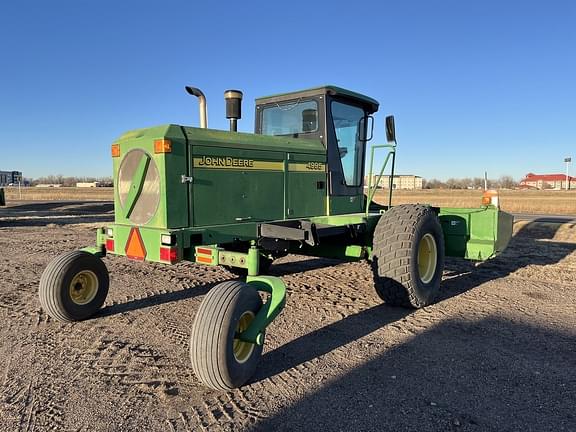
[261,100,318,136]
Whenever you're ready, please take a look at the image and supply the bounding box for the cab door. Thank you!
[326,98,369,215]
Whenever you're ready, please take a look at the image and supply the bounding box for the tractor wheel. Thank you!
[39,251,110,322]
[371,204,445,308]
[190,280,264,390]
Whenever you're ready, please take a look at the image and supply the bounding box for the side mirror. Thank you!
[358,115,374,142]
[385,115,396,142]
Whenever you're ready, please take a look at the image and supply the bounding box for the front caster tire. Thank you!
[371,204,445,308]
[39,251,109,322]
[190,280,263,390]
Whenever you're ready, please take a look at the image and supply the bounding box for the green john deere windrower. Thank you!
[39,85,513,389]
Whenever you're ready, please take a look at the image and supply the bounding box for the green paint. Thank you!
[191,145,286,226]
[81,247,106,257]
[247,246,259,276]
[286,152,327,218]
[240,275,287,345]
[329,195,364,215]
[439,206,514,260]
[113,125,189,230]
[183,126,325,155]
[82,228,107,257]
[101,89,512,271]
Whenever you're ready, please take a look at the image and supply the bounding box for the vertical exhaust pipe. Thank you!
[224,90,243,132]
[185,86,208,128]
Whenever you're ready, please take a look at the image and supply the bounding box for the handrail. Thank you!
[365,143,397,216]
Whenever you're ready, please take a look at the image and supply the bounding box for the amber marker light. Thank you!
[154,139,172,153]
[111,143,120,157]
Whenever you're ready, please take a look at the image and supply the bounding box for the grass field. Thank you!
[375,189,576,214]
[3,187,576,215]
[3,186,113,201]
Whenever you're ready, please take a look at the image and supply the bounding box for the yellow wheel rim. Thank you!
[69,270,99,305]
[233,311,255,364]
[418,233,438,284]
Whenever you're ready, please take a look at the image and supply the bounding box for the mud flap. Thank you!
[439,206,514,260]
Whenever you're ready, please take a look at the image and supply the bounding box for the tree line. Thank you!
[25,175,113,187]
[422,175,517,190]
[23,174,518,190]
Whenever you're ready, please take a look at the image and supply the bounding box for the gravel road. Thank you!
[0,202,574,431]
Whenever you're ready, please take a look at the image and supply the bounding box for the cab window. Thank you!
[331,101,366,186]
[261,100,318,136]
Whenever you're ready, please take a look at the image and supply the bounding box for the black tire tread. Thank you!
[371,204,443,308]
[190,280,262,390]
[39,251,109,322]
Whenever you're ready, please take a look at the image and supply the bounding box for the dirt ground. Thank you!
[0,202,575,431]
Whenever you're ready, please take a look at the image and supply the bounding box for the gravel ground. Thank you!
[0,202,575,431]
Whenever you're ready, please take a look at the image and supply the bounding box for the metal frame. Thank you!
[365,143,396,216]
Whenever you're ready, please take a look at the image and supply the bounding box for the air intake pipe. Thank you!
[185,86,208,128]
[224,90,243,132]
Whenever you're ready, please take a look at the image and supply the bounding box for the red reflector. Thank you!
[125,227,147,260]
[160,247,178,263]
[197,247,213,255]
[106,239,115,252]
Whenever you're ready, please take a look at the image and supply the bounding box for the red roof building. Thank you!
[519,173,576,190]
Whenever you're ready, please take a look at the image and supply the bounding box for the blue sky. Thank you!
[0,0,574,181]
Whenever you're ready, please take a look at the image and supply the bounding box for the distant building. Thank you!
[0,170,22,186]
[76,182,100,188]
[365,174,423,190]
[519,173,576,190]
[35,184,62,188]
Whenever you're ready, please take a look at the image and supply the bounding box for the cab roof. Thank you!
[255,85,379,114]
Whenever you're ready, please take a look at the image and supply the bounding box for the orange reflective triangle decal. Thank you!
[125,227,147,260]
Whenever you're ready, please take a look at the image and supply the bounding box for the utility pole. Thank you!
[565,157,571,191]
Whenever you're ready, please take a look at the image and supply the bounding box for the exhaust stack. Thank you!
[224,90,243,132]
[185,86,208,128]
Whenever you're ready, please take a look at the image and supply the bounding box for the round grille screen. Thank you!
[118,149,160,225]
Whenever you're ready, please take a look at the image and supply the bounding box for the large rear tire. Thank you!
[39,251,110,321]
[371,204,445,308]
[190,280,264,390]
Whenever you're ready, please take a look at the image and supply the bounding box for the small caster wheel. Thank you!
[190,280,263,390]
[39,251,109,322]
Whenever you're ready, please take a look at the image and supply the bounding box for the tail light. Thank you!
[160,247,179,263]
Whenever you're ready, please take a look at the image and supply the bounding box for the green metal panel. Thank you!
[113,125,189,229]
[108,122,514,269]
[240,275,287,345]
[190,145,285,226]
[105,224,182,263]
[329,195,364,215]
[439,206,513,260]
[286,153,327,218]
[182,126,325,155]
[309,212,378,227]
